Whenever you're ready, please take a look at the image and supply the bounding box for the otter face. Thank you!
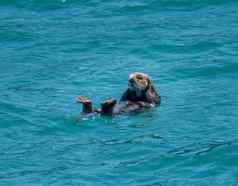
[128,72,150,95]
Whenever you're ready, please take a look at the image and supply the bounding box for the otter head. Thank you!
[128,72,151,96]
[121,72,160,105]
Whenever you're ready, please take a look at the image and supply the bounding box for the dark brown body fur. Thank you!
[77,73,161,116]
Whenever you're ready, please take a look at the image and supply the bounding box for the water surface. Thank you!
[1,0,238,185]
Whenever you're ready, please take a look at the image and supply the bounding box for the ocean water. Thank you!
[1,0,238,185]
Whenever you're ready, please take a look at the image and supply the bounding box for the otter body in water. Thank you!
[77,72,161,116]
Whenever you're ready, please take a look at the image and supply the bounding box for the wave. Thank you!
[0,0,70,10]
[0,0,236,11]
[173,62,238,79]
[113,0,236,16]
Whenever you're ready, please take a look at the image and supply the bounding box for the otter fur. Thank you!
[77,72,160,116]
[120,72,160,106]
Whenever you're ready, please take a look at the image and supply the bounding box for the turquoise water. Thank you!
[1,0,238,185]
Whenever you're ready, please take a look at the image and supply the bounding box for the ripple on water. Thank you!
[1,0,238,185]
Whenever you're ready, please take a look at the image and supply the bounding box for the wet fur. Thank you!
[120,75,161,106]
[78,73,160,116]
[105,73,161,115]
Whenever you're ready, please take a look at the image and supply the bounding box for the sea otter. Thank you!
[76,72,161,115]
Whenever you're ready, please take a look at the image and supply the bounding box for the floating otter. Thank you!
[76,72,161,116]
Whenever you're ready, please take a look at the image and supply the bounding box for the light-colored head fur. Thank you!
[120,72,160,105]
[128,72,151,96]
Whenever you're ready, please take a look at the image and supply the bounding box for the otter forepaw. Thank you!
[76,96,91,104]
[136,101,146,107]
[101,99,117,107]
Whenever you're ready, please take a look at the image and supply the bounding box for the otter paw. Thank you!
[76,96,91,104]
[136,101,146,107]
[101,99,117,107]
